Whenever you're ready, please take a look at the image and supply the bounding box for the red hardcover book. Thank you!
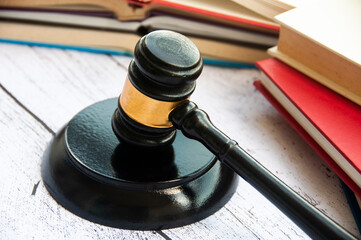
[254,58,361,198]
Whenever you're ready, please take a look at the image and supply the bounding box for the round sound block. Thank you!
[42,98,238,230]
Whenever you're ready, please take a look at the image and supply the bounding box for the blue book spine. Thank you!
[0,38,133,56]
[0,38,256,69]
[340,179,361,235]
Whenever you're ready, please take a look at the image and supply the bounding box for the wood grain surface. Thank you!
[0,43,359,239]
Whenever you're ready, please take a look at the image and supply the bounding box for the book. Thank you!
[255,79,361,233]
[232,0,322,20]
[0,21,270,65]
[255,58,361,198]
[0,0,281,66]
[268,0,361,106]
[232,0,295,20]
[0,9,278,47]
[0,0,280,34]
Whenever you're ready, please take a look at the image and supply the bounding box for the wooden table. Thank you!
[0,43,359,239]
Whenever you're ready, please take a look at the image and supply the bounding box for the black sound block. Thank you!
[42,98,238,230]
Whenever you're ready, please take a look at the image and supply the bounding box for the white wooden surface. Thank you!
[0,43,359,239]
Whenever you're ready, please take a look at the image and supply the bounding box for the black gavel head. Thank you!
[112,30,203,148]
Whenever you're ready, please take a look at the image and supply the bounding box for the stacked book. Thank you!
[254,0,361,230]
[0,0,295,67]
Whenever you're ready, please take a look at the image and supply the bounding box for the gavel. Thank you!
[42,30,355,239]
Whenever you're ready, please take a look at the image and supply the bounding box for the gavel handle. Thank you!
[170,101,356,240]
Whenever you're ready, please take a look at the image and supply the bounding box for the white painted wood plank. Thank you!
[0,89,163,240]
[0,43,129,131]
[0,43,359,239]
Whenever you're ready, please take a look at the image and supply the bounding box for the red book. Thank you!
[255,58,361,198]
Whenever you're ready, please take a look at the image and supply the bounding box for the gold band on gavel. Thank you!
[119,77,187,128]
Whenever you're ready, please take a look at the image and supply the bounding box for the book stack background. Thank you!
[0,0,298,67]
[254,0,361,232]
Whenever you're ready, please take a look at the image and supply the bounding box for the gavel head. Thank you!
[112,30,203,148]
